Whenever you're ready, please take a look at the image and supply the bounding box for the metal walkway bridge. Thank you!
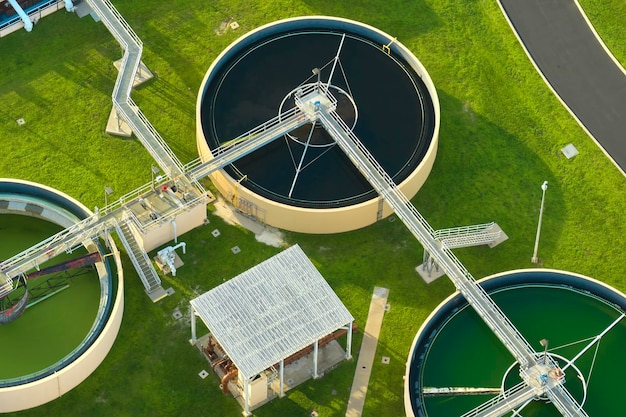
[84,0,185,179]
[0,99,311,301]
[0,0,194,301]
[0,0,309,301]
[301,85,586,417]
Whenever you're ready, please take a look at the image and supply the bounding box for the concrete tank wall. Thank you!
[196,16,440,234]
[0,179,124,412]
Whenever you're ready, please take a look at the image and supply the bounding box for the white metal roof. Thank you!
[190,244,353,379]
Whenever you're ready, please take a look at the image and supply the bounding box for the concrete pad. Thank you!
[561,143,579,159]
[345,287,389,417]
[487,223,509,248]
[212,197,286,247]
[147,286,168,303]
[416,263,446,283]
[106,107,133,137]
[114,59,154,88]
[74,1,94,18]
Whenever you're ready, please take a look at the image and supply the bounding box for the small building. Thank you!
[190,244,355,415]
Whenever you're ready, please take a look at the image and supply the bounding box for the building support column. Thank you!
[346,320,353,359]
[190,306,197,344]
[313,339,319,378]
[279,359,285,397]
[243,378,251,416]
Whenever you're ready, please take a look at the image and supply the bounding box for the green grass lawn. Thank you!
[1,1,625,416]
[579,0,626,66]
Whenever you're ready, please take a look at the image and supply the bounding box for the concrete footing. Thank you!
[105,108,133,137]
[113,59,154,88]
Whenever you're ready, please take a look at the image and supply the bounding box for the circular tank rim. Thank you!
[195,16,440,230]
[196,15,440,137]
[0,179,125,412]
[0,178,93,216]
[403,268,626,417]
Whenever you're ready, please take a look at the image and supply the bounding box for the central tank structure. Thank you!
[0,179,124,413]
[197,16,439,233]
[404,269,626,417]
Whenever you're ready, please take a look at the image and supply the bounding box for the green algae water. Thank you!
[416,280,625,416]
[0,214,100,380]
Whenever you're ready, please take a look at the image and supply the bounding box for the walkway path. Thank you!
[345,287,389,417]
[499,0,626,175]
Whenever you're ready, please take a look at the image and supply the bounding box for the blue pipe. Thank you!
[64,0,74,12]
[7,0,33,32]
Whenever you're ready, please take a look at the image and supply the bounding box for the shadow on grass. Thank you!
[300,0,441,40]
[414,89,566,273]
[253,358,358,417]
[141,17,208,93]
[138,73,196,118]
[1,12,117,103]
[54,45,120,98]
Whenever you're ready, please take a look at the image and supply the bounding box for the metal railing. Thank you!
[188,106,309,181]
[318,102,589,416]
[434,222,494,239]
[318,105,537,366]
[460,382,533,417]
[86,0,185,178]
[124,97,185,174]
[86,0,142,47]
[546,385,589,417]
[434,222,501,249]
[0,213,114,282]
[114,219,162,292]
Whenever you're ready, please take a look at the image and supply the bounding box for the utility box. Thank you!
[239,372,268,408]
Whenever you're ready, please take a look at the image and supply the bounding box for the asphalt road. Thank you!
[500,0,626,174]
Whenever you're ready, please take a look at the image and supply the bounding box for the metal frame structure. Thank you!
[190,244,354,416]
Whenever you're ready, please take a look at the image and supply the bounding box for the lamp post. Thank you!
[151,165,160,189]
[531,181,548,264]
[312,68,321,89]
[540,338,549,365]
[104,186,114,211]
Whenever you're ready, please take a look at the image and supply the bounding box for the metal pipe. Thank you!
[7,0,33,32]
[64,0,74,12]
[172,241,186,254]
[325,34,346,90]
[562,313,625,371]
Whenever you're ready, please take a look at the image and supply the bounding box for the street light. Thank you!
[104,186,114,210]
[540,338,549,365]
[531,180,548,264]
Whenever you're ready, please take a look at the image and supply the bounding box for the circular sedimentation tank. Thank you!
[197,16,439,233]
[404,269,626,417]
[0,179,124,412]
